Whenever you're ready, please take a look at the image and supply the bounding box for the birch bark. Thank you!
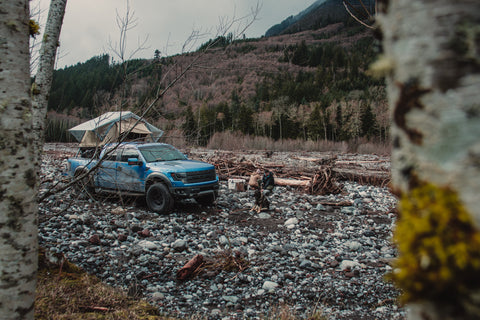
[32,0,67,164]
[378,0,480,318]
[0,1,38,319]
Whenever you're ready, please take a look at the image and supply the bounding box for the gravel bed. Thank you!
[39,146,405,320]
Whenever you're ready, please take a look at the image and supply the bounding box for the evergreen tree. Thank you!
[307,104,324,141]
[335,105,344,141]
[235,104,254,135]
[292,40,309,66]
[182,106,197,144]
[360,103,377,139]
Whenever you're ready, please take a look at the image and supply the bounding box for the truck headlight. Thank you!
[171,172,187,183]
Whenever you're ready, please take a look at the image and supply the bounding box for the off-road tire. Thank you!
[146,183,173,214]
[74,169,95,196]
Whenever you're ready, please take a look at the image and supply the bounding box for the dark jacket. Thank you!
[262,172,275,191]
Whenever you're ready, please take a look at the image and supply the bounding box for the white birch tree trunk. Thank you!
[32,0,67,164]
[378,0,480,318]
[0,1,38,319]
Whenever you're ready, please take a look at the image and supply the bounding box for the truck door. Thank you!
[116,148,144,192]
[97,147,119,190]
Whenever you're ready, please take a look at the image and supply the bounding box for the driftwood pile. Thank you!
[177,250,250,281]
[192,150,390,196]
[214,156,342,195]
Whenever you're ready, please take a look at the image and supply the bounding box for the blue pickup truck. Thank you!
[67,142,219,214]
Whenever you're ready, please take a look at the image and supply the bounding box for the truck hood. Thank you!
[148,159,214,172]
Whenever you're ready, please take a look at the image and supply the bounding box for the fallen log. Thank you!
[274,177,311,187]
[177,254,204,281]
[333,168,390,186]
[335,160,389,164]
[292,155,337,165]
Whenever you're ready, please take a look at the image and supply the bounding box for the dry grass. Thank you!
[35,249,176,320]
[262,304,327,320]
[203,131,390,155]
[36,248,325,320]
[160,130,391,155]
[206,131,351,153]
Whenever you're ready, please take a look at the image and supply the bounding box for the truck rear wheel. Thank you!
[146,183,173,214]
[74,169,95,196]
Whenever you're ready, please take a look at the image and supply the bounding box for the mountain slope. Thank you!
[265,0,328,37]
[47,3,387,145]
[266,0,376,37]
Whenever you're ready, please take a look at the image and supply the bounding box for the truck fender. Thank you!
[74,166,89,176]
[145,173,172,191]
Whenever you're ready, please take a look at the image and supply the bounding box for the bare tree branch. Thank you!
[343,0,376,29]
[39,1,261,203]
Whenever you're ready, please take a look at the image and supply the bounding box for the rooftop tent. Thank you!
[68,111,163,147]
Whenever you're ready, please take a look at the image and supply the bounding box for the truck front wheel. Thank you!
[146,183,173,214]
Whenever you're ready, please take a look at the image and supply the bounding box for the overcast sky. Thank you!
[32,0,316,69]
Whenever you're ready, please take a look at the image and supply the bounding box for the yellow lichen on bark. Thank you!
[29,20,40,37]
[390,181,480,304]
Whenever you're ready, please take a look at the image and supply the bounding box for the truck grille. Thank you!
[186,169,216,183]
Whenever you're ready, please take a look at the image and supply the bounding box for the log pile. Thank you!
[191,150,390,195]
[209,155,343,195]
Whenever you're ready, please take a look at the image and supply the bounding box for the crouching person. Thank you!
[261,170,275,196]
[251,169,275,213]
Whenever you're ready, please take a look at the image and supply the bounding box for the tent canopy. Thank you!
[69,111,163,147]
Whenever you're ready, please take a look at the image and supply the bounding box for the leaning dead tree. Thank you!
[377,1,480,319]
[32,0,67,168]
[342,0,377,29]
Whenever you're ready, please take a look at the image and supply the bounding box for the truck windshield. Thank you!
[139,145,187,162]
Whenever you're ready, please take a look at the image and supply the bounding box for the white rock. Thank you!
[111,207,126,215]
[262,281,279,291]
[286,224,297,230]
[237,236,248,244]
[258,212,271,219]
[137,240,158,250]
[223,295,239,304]
[346,240,362,251]
[284,217,298,227]
[339,260,360,270]
[171,239,187,251]
[151,292,165,301]
[219,235,229,245]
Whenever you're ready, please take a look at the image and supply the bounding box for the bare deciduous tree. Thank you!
[32,0,67,167]
[1,1,39,319]
[1,1,66,319]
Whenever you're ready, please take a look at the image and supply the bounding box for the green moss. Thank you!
[367,54,394,79]
[31,82,41,96]
[389,181,480,304]
[0,99,8,112]
[22,109,32,122]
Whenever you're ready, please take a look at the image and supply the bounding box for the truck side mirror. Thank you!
[127,158,142,166]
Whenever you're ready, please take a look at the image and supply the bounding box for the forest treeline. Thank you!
[46,18,388,147]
